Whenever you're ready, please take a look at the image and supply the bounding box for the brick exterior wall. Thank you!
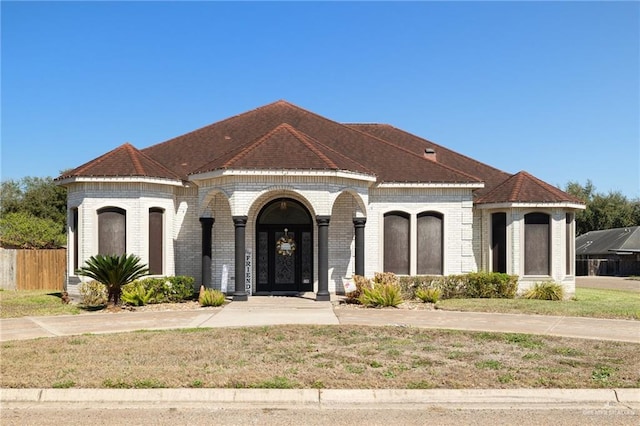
[65,181,178,297]
[65,176,576,299]
[479,207,576,298]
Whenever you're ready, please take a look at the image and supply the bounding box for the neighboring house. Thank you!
[56,100,585,300]
[576,226,640,276]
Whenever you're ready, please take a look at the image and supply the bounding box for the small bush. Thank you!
[121,282,154,306]
[373,272,399,287]
[523,282,564,301]
[465,272,518,299]
[126,276,195,304]
[78,281,107,307]
[416,287,442,303]
[199,288,226,307]
[398,276,439,300]
[345,275,372,304]
[399,272,518,300]
[434,275,468,299]
[358,283,403,307]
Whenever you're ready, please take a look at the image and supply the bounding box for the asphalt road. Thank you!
[2,406,638,426]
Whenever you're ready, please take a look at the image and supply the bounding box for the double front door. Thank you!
[256,198,314,294]
[256,226,313,293]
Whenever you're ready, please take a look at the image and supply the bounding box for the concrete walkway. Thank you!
[1,296,637,343]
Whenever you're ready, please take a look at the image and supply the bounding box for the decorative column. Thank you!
[316,215,331,301]
[232,216,248,301]
[353,218,366,277]
[199,217,214,289]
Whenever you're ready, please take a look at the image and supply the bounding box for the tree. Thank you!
[0,176,67,248]
[0,176,67,224]
[565,180,640,235]
[76,254,150,305]
[0,212,66,249]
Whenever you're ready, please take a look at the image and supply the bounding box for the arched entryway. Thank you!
[256,198,314,294]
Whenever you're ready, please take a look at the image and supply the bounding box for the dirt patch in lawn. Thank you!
[1,325,638,389]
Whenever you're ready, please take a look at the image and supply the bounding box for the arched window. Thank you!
[524,212,550,275]
[98,207,126,256]
[491,212,507,273]
[384,212,410,274]
[149,208,164,275]
[417,211,443,275]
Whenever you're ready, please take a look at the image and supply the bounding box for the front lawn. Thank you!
[0,290,81,318]
[1,325,638,389]
[435,288,640,320]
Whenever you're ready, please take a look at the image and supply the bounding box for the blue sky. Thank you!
[2,1,638,198]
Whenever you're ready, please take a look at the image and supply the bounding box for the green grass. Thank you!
[0,290,82,318]
[436,288,639,320]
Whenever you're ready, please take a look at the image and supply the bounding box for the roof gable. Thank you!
[58,143,182,181]
[475,171,582,205]
[141,100,482,184]
[192,123,374,176]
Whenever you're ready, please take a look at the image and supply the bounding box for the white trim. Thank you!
[189,169,377,182]
[377,182,484,189]
[56,176,185,187]
[476,202,585,210]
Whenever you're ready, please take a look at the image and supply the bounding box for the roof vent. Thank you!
[424,148,437,161]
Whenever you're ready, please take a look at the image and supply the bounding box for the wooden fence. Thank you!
[0,248,66,291]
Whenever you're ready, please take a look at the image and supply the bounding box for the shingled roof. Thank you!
[576,226,640,255]
[59,143,182,181]
[347,123,511,197]
[141,100,481,184]
[58,100,582,206]
[475,171,583,205]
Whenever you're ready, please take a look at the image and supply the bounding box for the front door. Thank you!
[256,199,313,294]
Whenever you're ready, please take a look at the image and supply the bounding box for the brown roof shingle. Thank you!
[475,171,583,205]
[193,123,375,175]
[347,123,511,197]
[58,142,182,181]
[142,100,481,184]
[59,100,582,207]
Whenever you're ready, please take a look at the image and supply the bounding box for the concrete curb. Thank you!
[2,388,638,410]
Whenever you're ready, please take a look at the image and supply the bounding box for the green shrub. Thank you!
[416,287,442,303]
[160,276,195,302]
[358,283,403,307]
[523,282,564,301]
[398,275,431,300]
[465,272,518,299]
[199,288,226,307]
[434,275,468,299]
[128,276,195,304]
[345,275,372,304]
[78,281,107,307]
[121,282,154,306]
[399,272,518,300]
[373,272,399,287]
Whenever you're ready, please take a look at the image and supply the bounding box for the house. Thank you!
[576,226,640,276]
[56,100,585,300]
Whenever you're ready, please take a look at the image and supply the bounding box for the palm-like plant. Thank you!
[76,254,149,305]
